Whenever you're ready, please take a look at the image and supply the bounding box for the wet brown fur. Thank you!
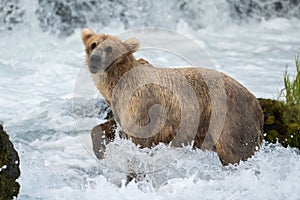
[82,29,264,165]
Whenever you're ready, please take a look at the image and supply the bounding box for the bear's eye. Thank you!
[105,46,112,54]
[91,42,97,50]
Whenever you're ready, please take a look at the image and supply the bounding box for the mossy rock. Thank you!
[0,124,20,199]
[258,98,300,149]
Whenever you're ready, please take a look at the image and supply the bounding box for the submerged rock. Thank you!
[258,98,300,149]
[0,124,20,199]
[0,0,25,32]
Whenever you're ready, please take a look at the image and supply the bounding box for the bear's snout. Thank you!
[88,54,102,74]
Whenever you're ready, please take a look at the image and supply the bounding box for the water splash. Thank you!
[1,0,300,36]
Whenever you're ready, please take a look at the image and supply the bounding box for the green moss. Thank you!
[258,98,300,149]
[0,176,20,199]
[0,124,20,199]
[265,130,280,143]
[0,125,9,170]
[265,116,275,125]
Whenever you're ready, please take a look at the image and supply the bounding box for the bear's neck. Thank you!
[94,54,138,105]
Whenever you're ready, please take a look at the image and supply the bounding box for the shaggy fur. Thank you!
[82,28,263,165]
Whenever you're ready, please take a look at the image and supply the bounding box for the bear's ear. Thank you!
[82,28,95,46]
[123,38,140,53]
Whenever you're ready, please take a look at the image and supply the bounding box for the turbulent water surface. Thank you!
[1,0,300,199]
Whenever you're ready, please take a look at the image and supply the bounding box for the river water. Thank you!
[1,0,300,199]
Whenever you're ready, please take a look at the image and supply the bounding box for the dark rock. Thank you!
[227,0,300,21]
[0,124,20,200]
[35,0,87,36]
[258,98,300,148]
[72,98,112,120]
[0,0,25,32]
[274,1,283,11]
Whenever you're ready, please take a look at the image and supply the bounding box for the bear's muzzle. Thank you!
[88,54,102,74]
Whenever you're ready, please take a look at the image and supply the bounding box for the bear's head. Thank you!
[81,28,140,74]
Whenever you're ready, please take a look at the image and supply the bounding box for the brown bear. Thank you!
[82,28,264,166]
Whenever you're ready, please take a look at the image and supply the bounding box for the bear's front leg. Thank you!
[91,118,117,159]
